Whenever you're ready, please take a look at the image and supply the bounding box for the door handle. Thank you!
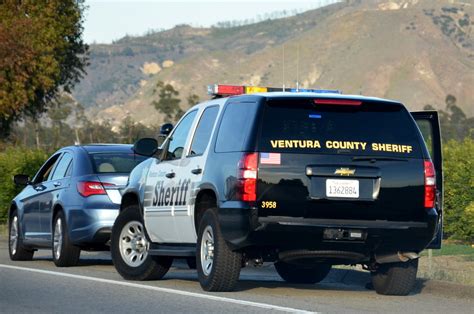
[34,185,46,192]
[191,168,202,175]
[53,181,61,187]
[165,172,175,179]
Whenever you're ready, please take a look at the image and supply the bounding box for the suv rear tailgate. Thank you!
[256,97,427,222]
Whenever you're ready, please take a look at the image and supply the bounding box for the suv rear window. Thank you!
[258,98,422,158]
[90,153,148,173]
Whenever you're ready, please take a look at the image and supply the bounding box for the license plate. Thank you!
[326,179,359,198]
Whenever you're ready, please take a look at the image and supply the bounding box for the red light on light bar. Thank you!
[217,85,244,95]
[314,99,362,106]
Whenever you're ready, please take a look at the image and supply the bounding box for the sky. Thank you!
[83,0,340,44]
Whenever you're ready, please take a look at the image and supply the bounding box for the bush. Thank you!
[0,147,48,221]
[443,138,474,242]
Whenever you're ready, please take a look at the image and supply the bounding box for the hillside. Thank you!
[72,0,474,127]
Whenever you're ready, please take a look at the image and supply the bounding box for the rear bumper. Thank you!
[218,202,439,258]
[67,207,119,246]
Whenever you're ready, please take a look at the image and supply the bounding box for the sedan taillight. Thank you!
[77,181,114,197]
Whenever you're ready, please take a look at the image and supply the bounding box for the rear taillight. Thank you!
[77,181,114,197]
[424,160,436,208]
[238,153,258,202]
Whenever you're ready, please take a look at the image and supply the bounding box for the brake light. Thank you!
[77,181,114,197]
[238,153,258,202]
[424,160,436,208]
[314,99,362,106]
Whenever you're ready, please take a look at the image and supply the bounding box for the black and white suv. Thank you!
[111,85,443,295]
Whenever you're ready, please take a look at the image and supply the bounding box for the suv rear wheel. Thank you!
[371,259,418,295]
[111,205,172,280]
[8,210,34,261]
[274,261,332,284]
[197,209,242,291]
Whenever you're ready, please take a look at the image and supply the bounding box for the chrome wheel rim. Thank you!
[53,218,63,260]
[200,225,215,276]
[119,221,149,267]
[10,216,18,255]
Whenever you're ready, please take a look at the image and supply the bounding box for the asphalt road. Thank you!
[0,238,472,313]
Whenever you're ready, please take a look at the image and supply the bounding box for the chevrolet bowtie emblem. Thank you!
[334,168,355,176]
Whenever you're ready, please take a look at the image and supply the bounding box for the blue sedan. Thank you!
[8,144,147,267]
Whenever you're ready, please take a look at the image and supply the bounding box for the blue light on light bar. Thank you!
[289,88,341,93]
[309,114,322,119]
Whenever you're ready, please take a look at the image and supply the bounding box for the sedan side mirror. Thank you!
[133,138,159,157]
[160,123,173,136]
[14,174,30,186]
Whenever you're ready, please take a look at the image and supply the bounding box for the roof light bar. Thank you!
[208,84,341,97]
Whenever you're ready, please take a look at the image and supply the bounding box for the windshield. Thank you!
[258,98,422,158]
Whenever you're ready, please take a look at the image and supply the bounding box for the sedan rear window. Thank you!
[90,153,148,173]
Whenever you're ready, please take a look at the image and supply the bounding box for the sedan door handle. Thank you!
[191,168,202,175]
[53,181,61,187]
[165,172,175,179]
[34,185,46,192]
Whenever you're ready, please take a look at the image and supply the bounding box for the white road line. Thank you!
[0,264,317,314]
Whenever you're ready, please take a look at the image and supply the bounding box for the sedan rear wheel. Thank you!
[52,212,80,267]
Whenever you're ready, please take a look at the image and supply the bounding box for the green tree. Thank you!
[443,138,474,242]
[151,81,182,122]
[0,0,88,137]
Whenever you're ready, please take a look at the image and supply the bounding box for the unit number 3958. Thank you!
[261,201,277,209]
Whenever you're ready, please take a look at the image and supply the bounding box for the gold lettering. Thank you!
[326,141,333,149]
[360,142,367,150]
[314,140,321,148]
[271,140,278,148]
[278,140,284,148]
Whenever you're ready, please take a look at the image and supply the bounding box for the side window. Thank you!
[164,110,197,160]
[51,153,73,180]
[215,102,259,152]
[189,106,219,156]
[33,154,61,184]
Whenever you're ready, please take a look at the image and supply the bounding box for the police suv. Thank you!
[111,85,443,296]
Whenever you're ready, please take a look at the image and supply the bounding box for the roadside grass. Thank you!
[0,222,6,240]
[417,243,474,285]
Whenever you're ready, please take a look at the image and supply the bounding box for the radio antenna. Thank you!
[282,45,285,92]
[296,44,300,92]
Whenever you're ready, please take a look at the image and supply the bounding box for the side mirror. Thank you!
[14,174,30,186]
[160,123,173,136]
[133,138,159,157]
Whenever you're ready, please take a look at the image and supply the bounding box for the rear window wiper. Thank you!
[352,156,408,162]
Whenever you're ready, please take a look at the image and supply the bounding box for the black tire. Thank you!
[186,257,197,269]
[197,209,242,292]
[371,259,419,296]
[8,210,34,261]
[52,211,81,267]
[274,261,332,284]
[111,205,172,281]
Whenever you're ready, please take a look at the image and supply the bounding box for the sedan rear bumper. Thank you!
[67,208,119,246]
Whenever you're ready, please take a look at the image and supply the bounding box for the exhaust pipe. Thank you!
[375,251,419,264]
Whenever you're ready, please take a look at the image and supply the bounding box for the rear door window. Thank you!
[51,152,73,180]
[258,98,422,158]
[215,101,259,152]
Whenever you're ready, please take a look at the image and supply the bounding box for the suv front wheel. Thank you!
[111,205,172,280]
[197,209,242,292]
